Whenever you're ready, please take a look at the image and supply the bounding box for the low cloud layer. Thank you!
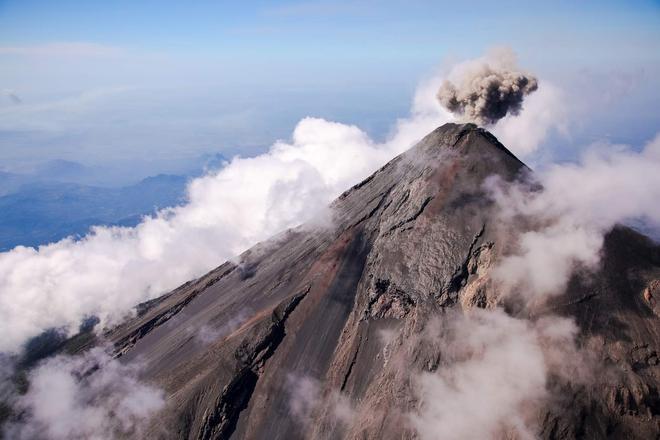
[488,133,660,298]
[0,47,634,440]
[3,348,164,439]
[0,48,653,439]
[437,48,539,126]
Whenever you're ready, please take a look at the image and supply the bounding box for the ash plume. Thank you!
[437,48,538,125]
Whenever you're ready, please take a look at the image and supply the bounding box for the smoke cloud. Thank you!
[437,48,539,126]
[3,348,164,439]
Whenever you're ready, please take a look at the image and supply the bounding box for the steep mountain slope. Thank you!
[99,123,659,439]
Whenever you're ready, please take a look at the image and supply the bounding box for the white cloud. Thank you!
[488,133,660,298]
[411,309,581,440]
[493,81,568,157]
[3,348,164,440]
[0,44,653,440]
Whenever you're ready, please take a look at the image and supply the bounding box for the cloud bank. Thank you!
[3,348,164,439]
[0,47,651,439]
[412,309,583,440]
[0,74,452,353]
[488,133,660,298]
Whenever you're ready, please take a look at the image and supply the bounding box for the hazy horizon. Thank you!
[2,0,659,183]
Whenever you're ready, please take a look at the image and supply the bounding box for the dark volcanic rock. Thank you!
[94,123,658,439]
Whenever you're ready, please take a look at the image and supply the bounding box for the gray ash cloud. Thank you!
[437,52,538,125]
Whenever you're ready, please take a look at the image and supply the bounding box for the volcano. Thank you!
[22,123,660,439]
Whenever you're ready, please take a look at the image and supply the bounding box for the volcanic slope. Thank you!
[104,123,660,439]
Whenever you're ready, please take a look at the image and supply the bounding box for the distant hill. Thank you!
[0,151,230,250]
[0,174,188,251]
[33,159,91,182]
[0,171,28,196]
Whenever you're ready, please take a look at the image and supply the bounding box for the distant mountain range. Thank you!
[0,174,187,251]
[0,154,227,251]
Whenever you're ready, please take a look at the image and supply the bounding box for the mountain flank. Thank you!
[12,123,660,439]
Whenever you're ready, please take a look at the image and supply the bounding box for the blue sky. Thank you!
[0,0,659,180]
